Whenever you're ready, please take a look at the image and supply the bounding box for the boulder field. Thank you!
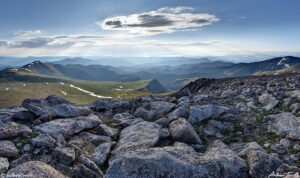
[0,74,299,177]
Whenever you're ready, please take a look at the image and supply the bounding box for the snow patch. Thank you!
[277,57,290,68]
[69,84,112,99]
[5,87,10,91]
[60,91,67,95]
[60,82,65,85]
[23,84,26,86]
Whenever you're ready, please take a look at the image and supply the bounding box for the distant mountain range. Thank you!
[1,56,300,92]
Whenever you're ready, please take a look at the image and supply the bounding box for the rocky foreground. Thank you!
[0,74,299,178]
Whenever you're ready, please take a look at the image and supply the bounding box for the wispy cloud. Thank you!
[100,7,219,35]
[14,30,42,37]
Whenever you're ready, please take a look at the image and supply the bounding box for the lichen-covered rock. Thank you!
[0,140,18,157]
[0,122,32,139]
[80,155,104,177]
[106,141,248,178]
[95,124,118,138]
[92,141,112,167]
[258,93,279,111]
[113,113,144,127]
[9,154,31,168]
[169,118,201,144]
[188,105,230,124]
[168,105,190,119]
[150,101,176,116]
[0,157,9,173]
[5,161,65,178]
[133,107,154,121]
[31,133,56,148]
[53,146,75,165]
[72,164,101,178]
[34,114,102,139]
[22,95,91,118]
[246,150,283,178]
[110,121,162,163]
[267,112,300,140]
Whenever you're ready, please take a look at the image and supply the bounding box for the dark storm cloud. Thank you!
[105,20,122,28]
[127,14,173,27]
[191,19,209,24]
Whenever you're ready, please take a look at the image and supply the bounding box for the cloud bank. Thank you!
[101,7,219,35]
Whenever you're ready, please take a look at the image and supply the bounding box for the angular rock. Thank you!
[95,124,118,138]
[133,107,154,121]
[80,155,104,177]
[188,105,230,124]
[22,95,91,118]
[113,113,143,127]
[110,121,162,162]
[34,114,102,139]
[70,132,111,147]
[246,150,283,178]
[168,105,190,119]
[53,147,75,165]
[0,122,32,139]
[93,100,131,115]
[71,164,101,178]
[0,140,18,157]
[31,133,56,148]
[258,93,279,111]
[169,118,201,144]
[5,161,65,178]
[0,157,9,173]
[106,141,248,178]
[237,142,266,158]
[92,141,112,167]
[291,103,300,113]
[150,101,176,116]
[267,112,300,140]
[154,117,170,128]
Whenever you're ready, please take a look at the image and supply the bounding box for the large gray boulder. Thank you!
[110,121,162,163]
[106,141,248,178]
[93,100,131,115]
[169,118,201,144]
[189,105,230,124]
[133,107,154,121]
[0,122,32,139]
[34,114,102,139]
[267,112,300,140]
[22,95,91,118]
[246,150,283,178]
[0,140,18,157]
[5,161,65,178]
[150,101,176,116]
[168,105,190,119]
[258,93,279,111]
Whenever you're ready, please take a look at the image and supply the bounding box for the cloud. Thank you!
[100,7,219,35]
[14,30,41,36]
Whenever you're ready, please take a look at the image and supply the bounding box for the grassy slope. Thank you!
[0,71,151,108]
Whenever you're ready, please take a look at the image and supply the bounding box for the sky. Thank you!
[0,0,299,58]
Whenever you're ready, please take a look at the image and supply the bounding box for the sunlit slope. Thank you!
[0,71,152,108]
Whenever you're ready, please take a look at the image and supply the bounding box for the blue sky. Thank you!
[0,0,299,58]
